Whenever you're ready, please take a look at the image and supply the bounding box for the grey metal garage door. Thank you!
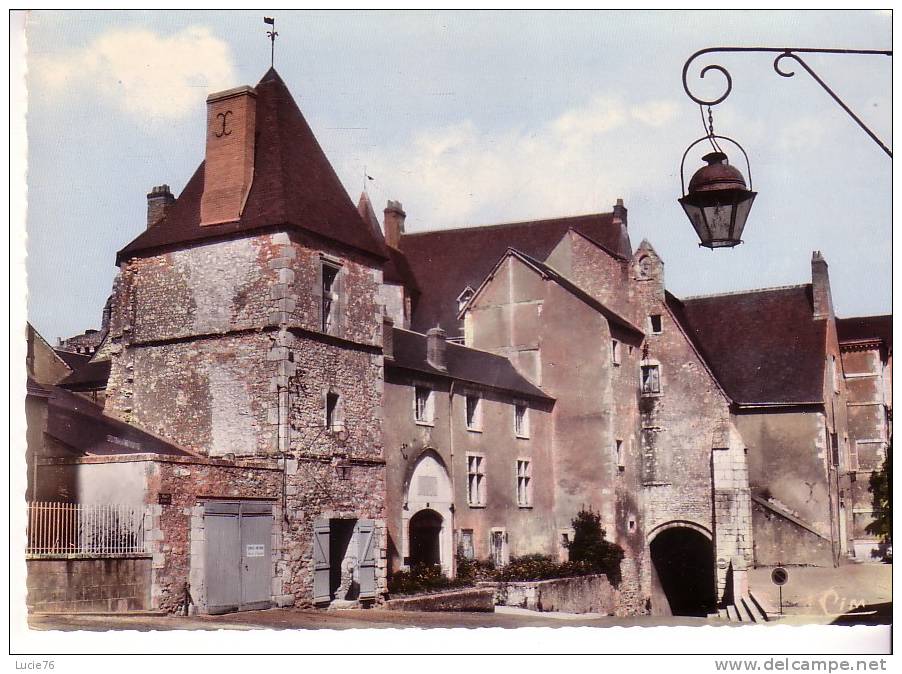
[204,501,273,614]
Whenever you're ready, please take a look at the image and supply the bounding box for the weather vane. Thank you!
[264,17,278,68]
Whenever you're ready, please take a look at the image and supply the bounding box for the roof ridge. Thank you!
[681,283,810,301]
[401,211,614,237]
[394,326,507,360]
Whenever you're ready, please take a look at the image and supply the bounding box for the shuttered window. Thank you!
[516,459,531,507]
[467,454,485,506]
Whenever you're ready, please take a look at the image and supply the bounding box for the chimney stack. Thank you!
[383,315,395,360]
[426,327,447,371]
[811,251,833,320]
[384,200,406,249]
[200,85,258,226]
[612,198,628,227]
[146,184,174,228]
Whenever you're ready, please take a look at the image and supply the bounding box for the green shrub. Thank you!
[387,563,471,596]
[493,554,602,582]
[565,508,625,585]
[455,547,495,583]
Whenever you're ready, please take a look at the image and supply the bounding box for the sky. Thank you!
[20,10,893,343]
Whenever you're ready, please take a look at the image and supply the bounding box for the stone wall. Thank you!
[495,573,626,615]
[102,222,389,610]
[27,556,152,613]
[146,456,283,613]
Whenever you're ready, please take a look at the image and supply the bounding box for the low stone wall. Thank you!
[27,555,152,613]
[493,574,618,614]
[384,587,494,612]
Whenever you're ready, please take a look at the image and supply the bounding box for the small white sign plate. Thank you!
[246,544,265,558]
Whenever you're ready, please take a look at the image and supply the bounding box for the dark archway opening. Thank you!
[409,509,442,568]
[650,526,716,616]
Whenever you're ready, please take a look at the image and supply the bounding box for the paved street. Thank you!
[747,562,892,623]
[27,563,891,632]
[29,607,720,631]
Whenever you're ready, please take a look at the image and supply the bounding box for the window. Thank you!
[414,386,434,424]
[457,286,475,313]
[830,432,840,468]
[515,404,530,438]
[641,364,661,395]
[559,531,571,562]
[465,395,482,431]
[490,529,507,567]
[325,392,341,431]
[516,459,532,507]
[611,339,621,366]
[459,529,475,560]
[467,454,485,506]
[832,355,841,393]
[614,439,624,471]
[321,263,340,332]
[649,314,663,334]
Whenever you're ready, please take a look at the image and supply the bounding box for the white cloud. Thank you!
[33,26,235,120]
[358,95,682,228]
[631,100,678,127]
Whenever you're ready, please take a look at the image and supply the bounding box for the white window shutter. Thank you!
[313,518,331,604]
[356,519,377,600]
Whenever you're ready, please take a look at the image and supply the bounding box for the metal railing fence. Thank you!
[26,502,147,555]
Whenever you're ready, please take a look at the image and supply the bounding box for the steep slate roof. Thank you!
[669,285,827,405]
[837,315,892,347]
[118,68,387,264]
[399,213,628,334]
[53,349,92,371]
[59,359,112,389]
[388,328,551,401]
[28,378,194,457]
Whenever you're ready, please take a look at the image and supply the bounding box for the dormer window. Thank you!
[457,286,475,313]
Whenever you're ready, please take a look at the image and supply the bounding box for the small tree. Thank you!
[865,439,892,553]
[566,507,625,585]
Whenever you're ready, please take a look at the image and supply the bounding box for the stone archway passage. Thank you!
[650,526,716,616]
[409,509,443,568]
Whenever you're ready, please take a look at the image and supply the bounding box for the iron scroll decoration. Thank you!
[682,47,892,157]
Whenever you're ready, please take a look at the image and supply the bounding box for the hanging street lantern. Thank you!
[678,144,756,248]
[676,46,891,248]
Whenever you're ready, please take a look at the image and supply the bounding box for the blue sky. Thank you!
[22,10,892,343]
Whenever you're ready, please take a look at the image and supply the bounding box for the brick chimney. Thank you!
[384,200,406,249]
[200,85,258,226]
[426,327,447,371]
[146,184,174,228]
[811,250,833,320]
[613,198,632,258]
[383,315,395,360]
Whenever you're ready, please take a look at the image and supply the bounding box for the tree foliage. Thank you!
[865,439,892,545]
[565,507,625,585]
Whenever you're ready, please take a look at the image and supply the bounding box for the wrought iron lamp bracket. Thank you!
[682,47,892,157]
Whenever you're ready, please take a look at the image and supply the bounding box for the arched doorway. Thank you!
[650,525,716,616]
[402,450,454,575]
[409,509,443,567]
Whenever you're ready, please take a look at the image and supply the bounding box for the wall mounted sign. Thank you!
[157,493,172,505]
[245,544,265,558]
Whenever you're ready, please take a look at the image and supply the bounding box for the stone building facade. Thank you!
[36,66,889,618]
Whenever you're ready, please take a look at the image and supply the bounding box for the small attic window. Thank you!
[649,314,663,334]
[457,286,476,313]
